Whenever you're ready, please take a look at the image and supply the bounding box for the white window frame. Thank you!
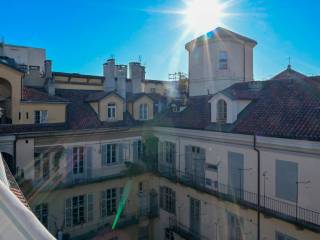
[101,188,117,217]
[107,103,116,120]
[35,203,48,228]
[73,146,84,175]
[217,99,227,123]
[34,110,48,124]
[219,50,228,70]
[139,103,148,120]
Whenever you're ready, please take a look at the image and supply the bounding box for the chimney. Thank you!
[129,62,145,94]
[44,60,55,96]
[115,64,127,99]
[103,59,116,92]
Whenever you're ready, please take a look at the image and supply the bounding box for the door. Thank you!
[228,152,244,199]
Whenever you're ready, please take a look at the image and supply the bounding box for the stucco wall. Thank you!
[188,39,254,96]
[132,96,154,120]
[96,94,124,122]
[0,64,23,124]
[19,103,66,124]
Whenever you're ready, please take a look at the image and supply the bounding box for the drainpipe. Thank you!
[253,134,261,240]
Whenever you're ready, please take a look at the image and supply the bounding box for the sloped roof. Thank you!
[85,91,124,102]
[22,87,69,103]
[55,89,137,130]
[271,66,307,81]
[217,81,266,100]
[154,73,320,141]
[185,27,257,50]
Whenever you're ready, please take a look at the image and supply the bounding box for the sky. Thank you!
[1,0,320,80]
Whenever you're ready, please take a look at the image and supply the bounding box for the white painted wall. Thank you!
[209,93,251,123]
[2,44,46,73]
[187,39,254,96]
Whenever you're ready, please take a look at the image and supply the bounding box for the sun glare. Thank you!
[182,0,226,35]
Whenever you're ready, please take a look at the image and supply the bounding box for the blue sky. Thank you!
[1,0,320,80]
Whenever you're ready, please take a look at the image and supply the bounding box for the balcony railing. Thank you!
[158,164,320,232]
[169,217,210,240]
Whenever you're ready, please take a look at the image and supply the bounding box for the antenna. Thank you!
[288,56,292,69]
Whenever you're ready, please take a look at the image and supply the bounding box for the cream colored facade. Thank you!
[129,96,154,121]
[89,94,124,122]
[187,37,255,96]
[0,63,68,124]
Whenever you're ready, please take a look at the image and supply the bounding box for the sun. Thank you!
[182,0,226,35]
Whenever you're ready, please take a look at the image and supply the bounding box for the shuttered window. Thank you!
[65,194,93,228]
[159,186,176,214]
[276,160,298,202]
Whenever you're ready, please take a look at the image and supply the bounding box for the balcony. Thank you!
[70,208,159,240]
[169,217,210,240]
[158,164,320,233]
[32,161,147,192]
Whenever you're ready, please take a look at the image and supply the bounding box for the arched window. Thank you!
[107,103,116,120]
[217,99,227,123]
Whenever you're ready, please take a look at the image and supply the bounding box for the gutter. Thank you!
[253,134,261,240]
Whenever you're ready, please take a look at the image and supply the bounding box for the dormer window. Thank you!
[139,103,148,120]
[219,51,228,70]
[217,99,227,123]
[107,103,116,120]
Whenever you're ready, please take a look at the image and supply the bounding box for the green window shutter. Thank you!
[101,145,107,166]
[87,194,94,222]
[118,143,123,163]
[65,198,72,227]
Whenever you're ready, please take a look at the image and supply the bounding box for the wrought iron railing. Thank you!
[158,164,320,231]
[169,217,210,240]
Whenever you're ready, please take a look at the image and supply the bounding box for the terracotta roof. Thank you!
[2,159,29,208]
[85,91,124,102]
[271,66,307,81]
[154,73,320,141]
[55,89,138,130]
[218,81,266,100]
[22,87,69,103]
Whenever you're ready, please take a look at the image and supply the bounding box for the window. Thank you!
[159,186,176,214]
[139,103,148,120]
[150,88,156,93]
[65,194,93,227]
[227,212,243,240]
[73,147,84,174]
[35,203,48,228]
[107,103,116,120]
[29,65,40,71]
[165,142,176,164]
[102,144,117,166]
[219,50,228,70]
[101,188,117,217]
[276,232,297,240]
[276,160,298,202]
[34,110,48,124]
[190,197,201,235]
[217,99,227,123]
[165,228,175,240]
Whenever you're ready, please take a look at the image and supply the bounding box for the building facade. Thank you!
[0,27,320,240]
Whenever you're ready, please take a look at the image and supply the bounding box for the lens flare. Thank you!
[182,0,226,35]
